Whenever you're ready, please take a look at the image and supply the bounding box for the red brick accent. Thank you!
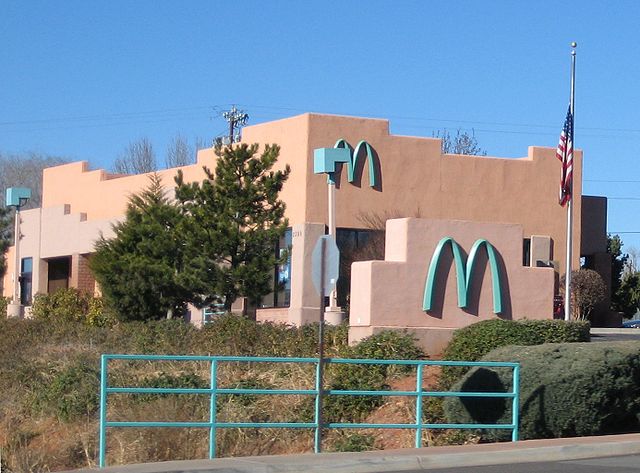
[70,253,96,295]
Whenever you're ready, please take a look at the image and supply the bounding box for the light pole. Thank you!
[5,187,31,318]
[313,147,351,324]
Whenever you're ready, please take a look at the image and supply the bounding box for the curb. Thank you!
[81,434,640,473]
[591,328,640,335]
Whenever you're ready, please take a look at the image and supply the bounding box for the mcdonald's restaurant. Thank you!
[2,113,610,354]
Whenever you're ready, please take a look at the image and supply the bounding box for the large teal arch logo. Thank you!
[334,139,378,187]
[423,237,504,314]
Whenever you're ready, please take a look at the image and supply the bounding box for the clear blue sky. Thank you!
[3,1,640,249]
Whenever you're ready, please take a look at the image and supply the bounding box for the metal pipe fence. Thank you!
[98,354,520,467]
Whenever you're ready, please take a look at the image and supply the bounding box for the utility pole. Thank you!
[222,106,249,144]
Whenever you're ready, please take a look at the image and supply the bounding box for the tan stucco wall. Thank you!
[35,113,581,278]
[40,205,116,258]
[41,160,217,221]
[241,115,311,225]
[5,113,583,325]
[349,218,556,355]
[297,114,581,275]
[2,209,42,300]
[2,205,116,298]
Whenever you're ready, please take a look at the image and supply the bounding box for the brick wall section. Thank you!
[70,253,96,295]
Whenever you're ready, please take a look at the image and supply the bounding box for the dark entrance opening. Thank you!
[48,256,71,293]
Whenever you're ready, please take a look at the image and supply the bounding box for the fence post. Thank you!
[414,363,424,448]
[511,363,520,442]
[314,358,323,453]
[98,355,108,468]
[209,359,218,458]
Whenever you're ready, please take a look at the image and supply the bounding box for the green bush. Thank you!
[324,330,425,422]
[33,356,101,422]
[134,371,208,403]
[30,288,115,327]
[0,296,8,317]
[331,432,376,452]
[86,296,118,327]
[123,319,198,354]
[440,319,590,388]
[349,330,425,362]
[443,341,640,440]
[218,377,275,408]
[193,314,348,357]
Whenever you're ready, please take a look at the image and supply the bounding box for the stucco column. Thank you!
[69,253,80,289]
[287,222,326,326]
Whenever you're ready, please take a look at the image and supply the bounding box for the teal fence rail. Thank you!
[98,354,520,467]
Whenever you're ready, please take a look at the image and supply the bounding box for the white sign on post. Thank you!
[311,235,340,297]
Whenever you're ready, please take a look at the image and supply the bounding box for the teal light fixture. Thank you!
[5,187,31,208]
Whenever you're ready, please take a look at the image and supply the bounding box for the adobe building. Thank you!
[2,113,610,351]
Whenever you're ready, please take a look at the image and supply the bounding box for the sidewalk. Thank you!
[80,433,640,473]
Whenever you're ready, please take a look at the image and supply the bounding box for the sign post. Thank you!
[311,234,340,453]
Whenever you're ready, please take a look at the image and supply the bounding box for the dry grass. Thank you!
[0,317,442,471]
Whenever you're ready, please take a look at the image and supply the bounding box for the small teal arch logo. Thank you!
[423,237,503,314]
[334,139,378,187]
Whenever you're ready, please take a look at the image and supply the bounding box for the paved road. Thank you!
[384,454,640,473]
[591,331,640,342]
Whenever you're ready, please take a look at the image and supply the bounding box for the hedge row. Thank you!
[443,341,640,440]
[440,319,591,388]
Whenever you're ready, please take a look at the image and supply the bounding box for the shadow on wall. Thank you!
[426,243,459,320]
[333,141,383,192]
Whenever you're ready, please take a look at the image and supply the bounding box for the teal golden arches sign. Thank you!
[423,237,467,309]
[334,139,378,187]
[423,237,503,314]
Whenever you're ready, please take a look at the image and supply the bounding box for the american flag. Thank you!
[556,106,573,206]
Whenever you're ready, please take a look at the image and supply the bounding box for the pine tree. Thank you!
[0,206,12,278]
[175,143,290,311]
[90,174,188,321]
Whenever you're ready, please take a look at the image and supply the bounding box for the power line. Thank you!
[5,101,640,147]
[0,106,213,127]
[239,103,640,134]
[1,114,210,134]
[4,101,640,137]
[585,179,640,183]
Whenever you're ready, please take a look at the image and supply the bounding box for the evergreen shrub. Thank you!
[331,432,376,452]
[134,371,208,404]
[0,296,8,317]
[33,356,101,422]
[31,288,116,327]
[193,314,348,357]
[324,330,425,422]
[443,341,640,440]
[440,319,590,388]
[124,319,198,354]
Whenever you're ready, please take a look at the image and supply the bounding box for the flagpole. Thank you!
[564,42,577,322]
